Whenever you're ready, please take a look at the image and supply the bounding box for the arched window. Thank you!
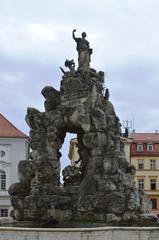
[0,170,6,190]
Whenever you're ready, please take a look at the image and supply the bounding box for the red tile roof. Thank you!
[130,133,159,142]
[0,114,28,138]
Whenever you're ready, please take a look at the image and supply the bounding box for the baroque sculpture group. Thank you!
[9,30,150,223]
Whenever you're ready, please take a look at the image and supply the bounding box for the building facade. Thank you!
[130,133,159,213]
[68,138,79,166]
[0,114,29,217]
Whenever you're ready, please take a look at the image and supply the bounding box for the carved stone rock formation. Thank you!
[9,30,150,223]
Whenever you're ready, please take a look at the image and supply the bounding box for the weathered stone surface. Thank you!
[106,213,121,223]
[127,190,140,211]
[9,30,150,223]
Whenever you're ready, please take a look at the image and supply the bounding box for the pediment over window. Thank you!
[0,145,10,163]
[0,160,11,167]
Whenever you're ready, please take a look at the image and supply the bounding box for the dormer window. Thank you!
[147,144,153,152]
[137,144,143,152]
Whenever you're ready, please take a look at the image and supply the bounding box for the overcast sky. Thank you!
[1,0,159,168]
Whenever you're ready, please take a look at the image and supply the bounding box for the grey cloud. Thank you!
[0,53,62,133]
[105,59,159,132]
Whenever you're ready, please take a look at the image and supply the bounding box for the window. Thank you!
[150,179,156,190]
[147,144,153,152]
[0,151,5,157]
[138,179,144,190]
[150,159,156,169]
[137,144,143,152]
[148,144,153,151]
[0,208,8,217]
[150,198,157,209]
[0,171,6,190]
[138,159,144,169]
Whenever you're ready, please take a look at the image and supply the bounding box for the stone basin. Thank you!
[0,226,159,240]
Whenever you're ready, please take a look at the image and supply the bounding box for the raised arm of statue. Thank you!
[72,29,77,41]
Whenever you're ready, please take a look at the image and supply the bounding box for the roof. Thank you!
[130,133,159,142]
[0,113,28,138]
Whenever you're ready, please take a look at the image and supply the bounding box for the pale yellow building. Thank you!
[121,136,133,165]
[130,133,159,213]
[68,138,79,166]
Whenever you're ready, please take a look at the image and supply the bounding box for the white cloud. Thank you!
[0,16,63,60]
[27,24,56,42]
[0,71,24,84]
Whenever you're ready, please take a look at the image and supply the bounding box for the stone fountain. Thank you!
[9,29,150,224]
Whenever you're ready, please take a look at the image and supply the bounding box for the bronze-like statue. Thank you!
[60,59,75,75]
[65,59,75,72]
[72,29,92,72]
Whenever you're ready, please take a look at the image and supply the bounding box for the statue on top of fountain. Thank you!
[72,29,92,72]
